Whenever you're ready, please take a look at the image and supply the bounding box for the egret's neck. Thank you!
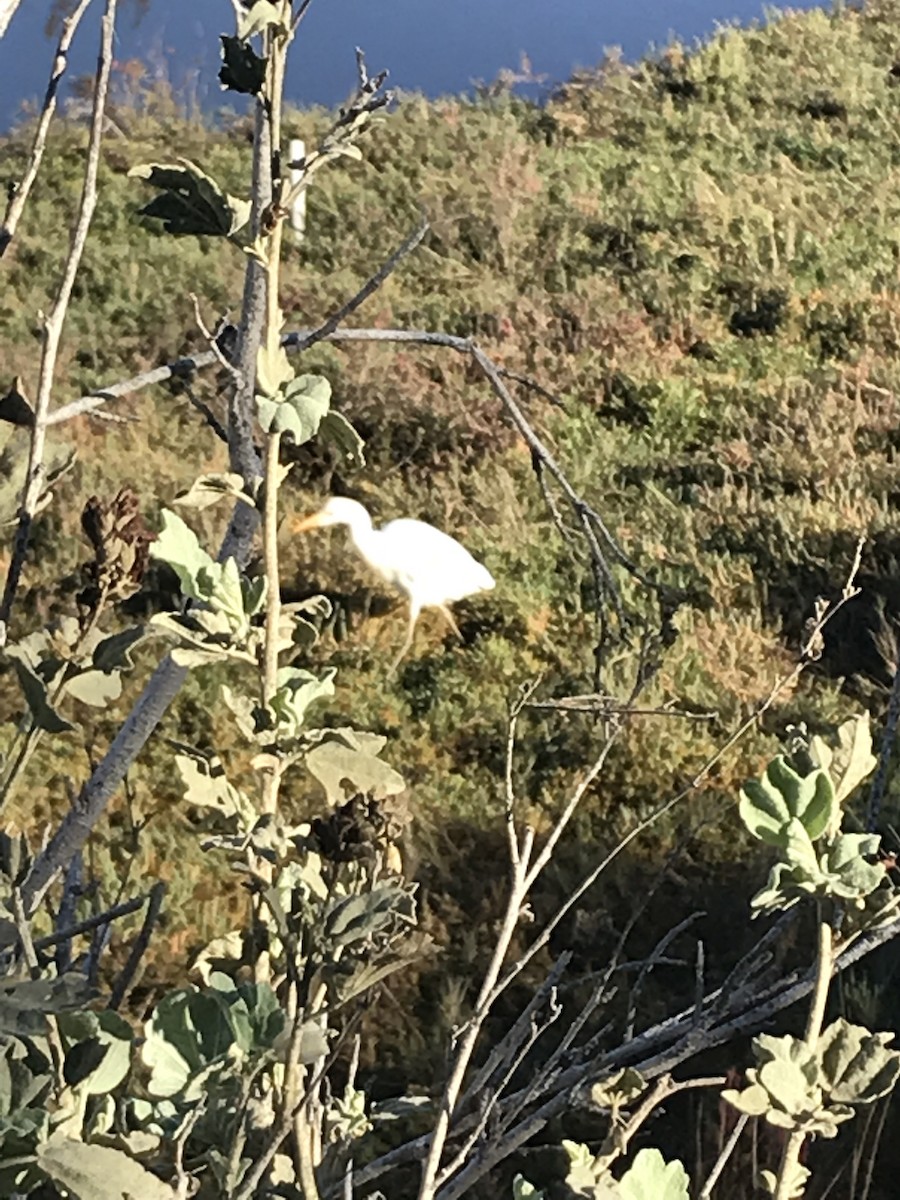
[342,506,377,555]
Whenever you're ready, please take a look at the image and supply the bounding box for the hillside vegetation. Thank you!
[3,0,900,1083]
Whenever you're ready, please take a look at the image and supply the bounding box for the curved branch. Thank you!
[0,0,95,257]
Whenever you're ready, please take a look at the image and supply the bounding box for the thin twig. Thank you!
[33,893,145,953]
[437,993,561,1189]
[859,1092,892,1200]
[0,0,94,257]
[698,1112,749,1198]
[0,0,117,648]
[172,1101,206,1200]
[107,881,166,1011]
[293,216,430,354]
[868,652,900,831]
[290,0,316,35]
[261,429,284,816]
[11,886,67,1091]
[503,680,541,867]
[594,1074,727,1176]
[190,292,242,383]
[417,827,535,1198]
[459,952,570,1111]
[53,850,82,973]
[527,694,716,719]
[47,351,220,425]
[0,0,116,648]
[624,912,705,1041]
[178,380,229,444]
[49,328,567,426]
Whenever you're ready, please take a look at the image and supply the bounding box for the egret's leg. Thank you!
[438,604,462,641]
[388,602,419,675]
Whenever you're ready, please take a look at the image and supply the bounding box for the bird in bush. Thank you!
[293,496,495,672]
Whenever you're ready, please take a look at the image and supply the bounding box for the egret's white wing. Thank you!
[376,519,494,605]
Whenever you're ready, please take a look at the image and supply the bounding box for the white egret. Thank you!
[293,497,495,671]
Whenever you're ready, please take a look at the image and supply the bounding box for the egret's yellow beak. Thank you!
[291,512,325,534]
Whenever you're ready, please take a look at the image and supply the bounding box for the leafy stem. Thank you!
[261,430,283,815]
[773,903,834,1200]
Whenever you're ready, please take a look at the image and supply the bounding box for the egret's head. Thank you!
[292,496,369,534]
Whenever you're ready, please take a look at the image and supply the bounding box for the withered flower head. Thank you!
[78,488,155,621]
[311,793,411,864]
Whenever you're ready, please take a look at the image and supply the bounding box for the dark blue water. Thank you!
[1,0,824,128]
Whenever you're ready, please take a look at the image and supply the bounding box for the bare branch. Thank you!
[47,351,220,426]
[0,0,23,40]
[0,0,94,257]
[526,692,716,720]
[107,881,166,1011]
[0,0,117,647]
[177,380,229,444]
[293,216,430,354]
[699,1113,749,1199]
[33,893,146,954]
[19,90,271,919]
[290,0,316,36]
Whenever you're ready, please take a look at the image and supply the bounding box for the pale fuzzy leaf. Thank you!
[238,0,292,39]
[193,930,246,985]
[38,1136,177,1199]
[512,1175,545,1199]
[221,684,264,742]
[256,373,332,442]
[173,472,256,511]
[175,750,256,829]
[306,735,405,805]
[330,143,363,162]
[739,757,836,847]
[58,1010,133,1097]
[256,343,294,398]
[0,975,95,1036]
[65,668,122,707]
[722,1082,770,1116]
[591,1068,646,1111]
[171,644,235,668]
[759,1162,810,1199]
[266,1154,296,1186]
[150,509,213,601]
[818,1018,900,1104]
[824,714,878,806]
[269,667,336,740]
[617,1148,691,1200]
[562,1139,602,1195]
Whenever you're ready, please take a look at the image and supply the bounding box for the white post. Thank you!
[289,138,306,240]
